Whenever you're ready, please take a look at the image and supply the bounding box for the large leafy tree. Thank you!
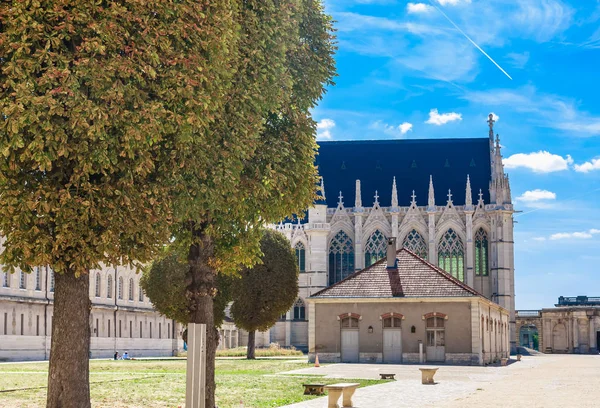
[230,230,299,359]
[0,2,238,407]
[168,0,335,406]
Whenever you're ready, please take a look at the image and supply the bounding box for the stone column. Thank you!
[427,212,436,265]
[465,211,474,288]
[354,213,363,270]
[573,317,579,353]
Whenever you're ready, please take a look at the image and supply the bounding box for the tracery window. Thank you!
[107,275,113,299]
[295,242,306,273]
[438,229,465,281]
[139,286,144,302]
[328,231,354,286]
[128,278,134,301]
[19,271,26,289]
[35,267,41,291]
[2,271,9,288]
[402,229,428,259]
[474,228,489,276]
[364,230,387,267]
[118,277,123,300]
[95,273,101,297]
[49,270,55,292]
[293,298,306,321]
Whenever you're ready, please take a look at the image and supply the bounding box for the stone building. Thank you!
[516,296,600,354]
[307,239,510,365]
[0,250,185,361]
[273,115,517,353]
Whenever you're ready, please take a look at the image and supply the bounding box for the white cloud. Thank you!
[489,112,499,122]
[407,3,433,13]
[437,0,472,5]
[574,158,600,173]
[516,189,557,202]
[532,237,547,241]
[503,151,573,173]
[316,118,335,140]
[550,229,600,240]
[370,120,413,137]
[505,51,530,69]
[425,109,462,125]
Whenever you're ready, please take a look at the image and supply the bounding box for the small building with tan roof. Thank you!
[307,238,509,365]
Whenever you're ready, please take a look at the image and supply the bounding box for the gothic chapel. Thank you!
[274,114,516,355]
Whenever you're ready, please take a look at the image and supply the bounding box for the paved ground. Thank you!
[280,354,600,408]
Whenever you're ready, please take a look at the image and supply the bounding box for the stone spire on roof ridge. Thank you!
[355,179,362,208]
[391,177,398,207]
[428,175,435,209]
[465,175,472,208]
[320,176,326,201]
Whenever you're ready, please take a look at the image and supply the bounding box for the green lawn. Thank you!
[0,359,385,407]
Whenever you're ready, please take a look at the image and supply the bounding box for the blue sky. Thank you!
[314,0,600,310]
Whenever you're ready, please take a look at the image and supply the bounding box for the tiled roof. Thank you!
[311,248,481,299]
[316,138,491,207]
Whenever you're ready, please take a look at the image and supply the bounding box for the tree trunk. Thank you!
[187,224,217,408]
[247,330,256,359]
[46,271,91,408]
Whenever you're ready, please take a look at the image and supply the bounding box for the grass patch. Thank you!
[216,345,304,358]
[0,359,385,408]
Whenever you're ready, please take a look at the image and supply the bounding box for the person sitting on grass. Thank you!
[123,352,130,360]
[114,351,120,360]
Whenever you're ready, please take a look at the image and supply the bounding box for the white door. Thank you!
[383,329,402,363]
[426,329,445,362]
[341,329,359,363]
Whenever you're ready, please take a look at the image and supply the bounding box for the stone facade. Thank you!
[273,117,516,353]
[0,262,185,361]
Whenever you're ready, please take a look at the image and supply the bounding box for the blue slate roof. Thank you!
[315,138,491,207]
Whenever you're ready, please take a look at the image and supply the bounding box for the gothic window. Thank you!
[2,271,9,288]
[139,286,144,302]
[49,270,55,292]
[128,278,134,301]
[364,230,387,267]
[107,275,113,299]
[474,228,489,276]
[19,271,26,289]
[293,299,306,321]
[328,231,354,286]
[118,277,123,299]
[295,242,306,273]
[402,229,428,259]
[35,267,41,291]
[437,229,465,281]
[95,273,101,297]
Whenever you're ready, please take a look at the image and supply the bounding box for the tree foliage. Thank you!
[230,230,299,334]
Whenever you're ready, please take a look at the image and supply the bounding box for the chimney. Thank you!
[386,237,397,269]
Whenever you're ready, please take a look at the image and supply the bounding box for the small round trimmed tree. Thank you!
[230,229,299,359]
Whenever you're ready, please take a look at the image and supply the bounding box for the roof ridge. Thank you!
[399,247,483,297]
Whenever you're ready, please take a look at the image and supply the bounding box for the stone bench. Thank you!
[379,373,396,380]
[324,383,360,408]
[516,354,522,361]
[302,383,326,396]
[419,367,439,384]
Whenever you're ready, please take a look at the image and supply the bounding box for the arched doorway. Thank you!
[382,314,402,364]
[519,324,539,350]
[340,315,359,363]
[425,314,446,362]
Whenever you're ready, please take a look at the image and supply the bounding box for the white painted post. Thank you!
[186,323,206,408]
[419,341,424,363]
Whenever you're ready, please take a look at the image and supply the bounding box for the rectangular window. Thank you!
[35,267,41,291]
[108,319,111,338]
[119,320,122,338]
[129,321,132,338]
[2,272,8,288]
[3,313,7,335]
[20,314,24,335]
[140,321,143,338]
[168,323,171,339]
[96,319,99,337]
[19,272,26,289]
[50,270,55,292]
[159,323,161,339]
[150,322,152,339]
[36,315,39,336]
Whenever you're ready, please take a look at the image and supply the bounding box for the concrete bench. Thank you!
[379,373,396,380]
[419,367,439,384]
[302,383,326,395]
[500,358,508,366]
[324,383,360,408]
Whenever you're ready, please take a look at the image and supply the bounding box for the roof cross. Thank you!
[338,191,344,207]
[478,189,484,203]
[374,190,379,204]
[447,189,453,204]
[411,190,417,205]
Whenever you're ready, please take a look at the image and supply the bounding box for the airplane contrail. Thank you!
[429,1,513,80]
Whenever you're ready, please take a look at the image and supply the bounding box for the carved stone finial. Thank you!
[428,175,435,208]
[465,175,472,207]
[338,191,344,207]
[411,190,417,205]
[391,177,398,207]
[355,179,362,208]
[488,113,495,136]
[478,188,484,205]
[373,190,379,206]
[447,189,453,205]
[320,177,326,201]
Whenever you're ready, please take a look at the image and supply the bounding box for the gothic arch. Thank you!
[434,220,466,246]
[328,225,355,248]
[400,228,428,259]
[398,223,429,248]
[363,229,387,267]
[361,219,392,243]
[437,228,466,281]
[328,229,355,286]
